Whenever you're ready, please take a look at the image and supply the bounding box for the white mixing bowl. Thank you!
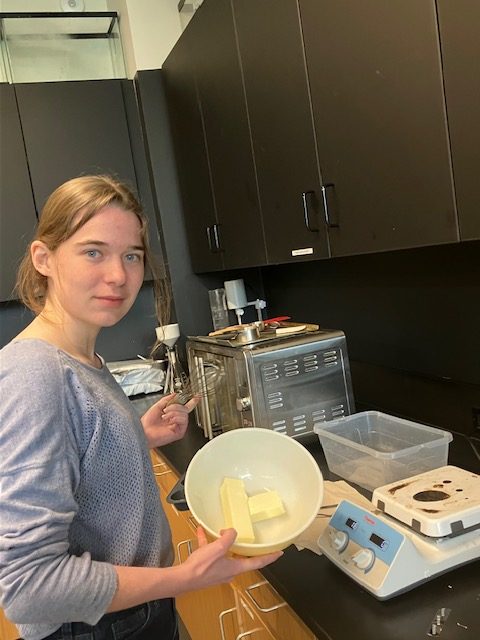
[184,428,324,556]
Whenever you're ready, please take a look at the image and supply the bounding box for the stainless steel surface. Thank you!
[187,328,355,439]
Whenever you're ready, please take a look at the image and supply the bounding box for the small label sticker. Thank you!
[291,247,314,256]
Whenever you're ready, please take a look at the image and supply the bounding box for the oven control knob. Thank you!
[351,548,375,571]
[330,528,349,552]
[236,396,251,411]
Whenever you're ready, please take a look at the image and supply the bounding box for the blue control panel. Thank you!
[330,501,405,566]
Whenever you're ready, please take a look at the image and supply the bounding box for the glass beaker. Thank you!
[208,288,230,330]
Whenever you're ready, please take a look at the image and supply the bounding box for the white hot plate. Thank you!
[372,465,480,538]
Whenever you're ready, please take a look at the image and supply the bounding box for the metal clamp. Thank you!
[245,580,287,613]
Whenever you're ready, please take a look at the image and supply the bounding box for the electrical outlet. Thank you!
[473,407,480,431]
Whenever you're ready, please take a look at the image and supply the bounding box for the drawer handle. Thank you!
[153,468,172,477]
[152,461,172,477]
[245,580,287,613]
[176,538,193,562]
[236,630,263,639]
[187,515,198,530]
[219,606,237,640]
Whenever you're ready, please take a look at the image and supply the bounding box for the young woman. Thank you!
[0,175,282,640]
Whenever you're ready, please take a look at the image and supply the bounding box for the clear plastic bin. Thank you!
[314,411,452,491]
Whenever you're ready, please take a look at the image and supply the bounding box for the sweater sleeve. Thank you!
[0,344,118,626]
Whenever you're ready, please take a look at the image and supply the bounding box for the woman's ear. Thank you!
[31,241,52,277]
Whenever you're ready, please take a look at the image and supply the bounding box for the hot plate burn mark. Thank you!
[413,490,450,502]
[388,481,411,495]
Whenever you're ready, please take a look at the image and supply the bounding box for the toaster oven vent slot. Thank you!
[272,419,287,433]
[268,391,284,411]
[264,373,279,382]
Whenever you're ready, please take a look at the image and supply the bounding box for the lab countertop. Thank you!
[132,395,480,640]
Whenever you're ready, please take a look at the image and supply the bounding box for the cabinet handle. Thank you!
[219,606,237,640]
[321,183,339,228]
[302,190,319,232]
[206,223,223,252]
[212,223,222,252]
[176,538,193,562]
[187,515,198,531]
[245,580,287,613]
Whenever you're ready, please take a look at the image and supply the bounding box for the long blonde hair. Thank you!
[16,175,170,326]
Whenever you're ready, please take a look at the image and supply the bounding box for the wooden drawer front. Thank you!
[151,453,178,494]
[233,571,316,640]
[0,610,19,640]
[232,589,272,640]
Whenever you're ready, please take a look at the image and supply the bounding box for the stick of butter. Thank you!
[248,490,286,523]
[220,477,255,543]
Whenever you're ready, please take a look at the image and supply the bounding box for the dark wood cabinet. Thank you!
[232,0,329,264]
[162,0,475,271]
[0,84,38,301]
[184,0,266,269]
[298,0,459,256]
[15,80,138,213]
[162,30,223,273]
[436,0,480,241]
[8,79,163,282]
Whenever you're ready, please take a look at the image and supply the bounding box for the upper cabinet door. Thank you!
[0,84,38,301]
[15,80,138,214]
[187,0,267,269]
[232,0,329,264]
[436,0,480,241]
[161,35,224,273]
[299,0,459,256]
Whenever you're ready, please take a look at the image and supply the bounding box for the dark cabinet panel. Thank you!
[0,84,37,301]
[161,33,223,272]
[232,0,329,264]
[13,79,163,280]
[437,0,480,241]
[187,0,266,269]
[121,79,165,272]
[15,80,138,213]
[299,0,459,256]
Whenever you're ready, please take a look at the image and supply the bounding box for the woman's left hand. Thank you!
[141,393,199,448]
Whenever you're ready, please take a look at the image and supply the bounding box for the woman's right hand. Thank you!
[176,526,283,593]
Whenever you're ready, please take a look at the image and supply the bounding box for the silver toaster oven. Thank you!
[186,328,355,439]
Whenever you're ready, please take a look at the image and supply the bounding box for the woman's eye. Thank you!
[125,253,143,263]
[85,249,101,258]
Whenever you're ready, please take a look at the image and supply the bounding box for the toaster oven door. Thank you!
[187,348,242,438]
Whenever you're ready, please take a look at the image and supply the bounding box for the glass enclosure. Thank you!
[0,12,125,83]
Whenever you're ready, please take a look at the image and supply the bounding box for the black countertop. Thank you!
[132,395,480,639]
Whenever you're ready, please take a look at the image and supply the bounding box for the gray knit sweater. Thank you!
[0,339,172,640]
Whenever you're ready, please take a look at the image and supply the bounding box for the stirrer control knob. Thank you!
[330,529,349,552]
[351,548,375,571]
